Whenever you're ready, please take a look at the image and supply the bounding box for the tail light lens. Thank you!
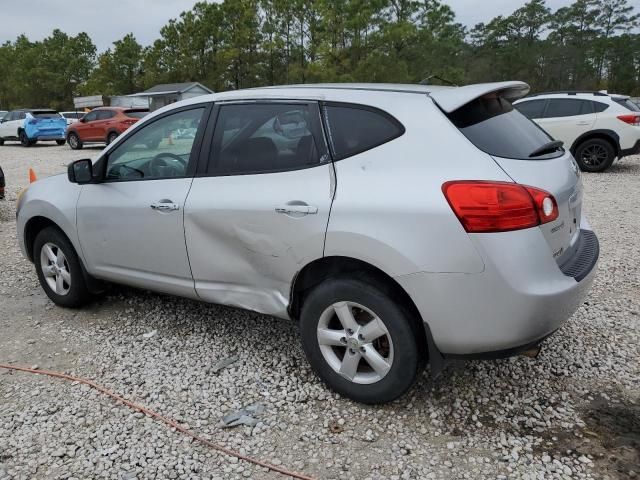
[442,181,559,233]
[121,119,137,126]
[617,114,640,126]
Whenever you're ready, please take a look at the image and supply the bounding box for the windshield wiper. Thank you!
[529,140,564,158]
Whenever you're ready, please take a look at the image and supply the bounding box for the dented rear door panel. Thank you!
[184,165,333,318]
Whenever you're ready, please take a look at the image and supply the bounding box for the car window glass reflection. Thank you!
[105,108,204,181]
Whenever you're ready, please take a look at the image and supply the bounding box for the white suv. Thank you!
[514,91,640,172]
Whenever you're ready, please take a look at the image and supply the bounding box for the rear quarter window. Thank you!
[448,96,562,160]
[323,103,404,160]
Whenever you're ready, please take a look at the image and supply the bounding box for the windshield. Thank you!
[124,110,149,119]
[448,96,563,160]
[32,111,62,119]
[613,98,640,112]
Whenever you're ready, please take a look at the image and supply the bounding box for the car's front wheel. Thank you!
[67,132,83,150]
[575,138,616,172]
[33,227,92,308]
[300,276,424,404]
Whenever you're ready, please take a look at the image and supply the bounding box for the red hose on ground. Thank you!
[0,364,316,480]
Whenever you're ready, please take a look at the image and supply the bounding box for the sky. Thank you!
[0,0,578,53]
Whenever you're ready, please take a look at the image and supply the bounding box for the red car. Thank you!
[66,107,149,150]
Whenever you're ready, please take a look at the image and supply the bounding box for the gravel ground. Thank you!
[0,143,638,480]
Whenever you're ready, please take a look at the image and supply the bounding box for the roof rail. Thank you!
[527,90,609,98]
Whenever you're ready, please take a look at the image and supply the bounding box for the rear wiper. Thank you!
[529,140,564,158]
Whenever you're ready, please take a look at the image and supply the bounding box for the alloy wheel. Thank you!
[581,144,608,168]
[68,135,78,149]
[40,242,72,296]
[316,301,394,385]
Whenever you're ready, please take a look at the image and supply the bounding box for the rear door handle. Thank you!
[150,201,180,211]
[275,205,318,215]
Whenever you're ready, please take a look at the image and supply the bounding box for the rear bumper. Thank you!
[620,139,640,158]
[396,226,599,355]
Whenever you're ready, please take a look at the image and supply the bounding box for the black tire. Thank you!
[19,130,33,147]
[574,138,616,172]
[0,138,4,146]
[67,132,83,150]
[299,275,424,404]
[33,226,93,308]
[106,132,118,145]
[55,139,66,146]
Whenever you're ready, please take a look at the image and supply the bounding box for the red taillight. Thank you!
[121,119,137,126]
[442,181,559,233]
[617,114,640,126]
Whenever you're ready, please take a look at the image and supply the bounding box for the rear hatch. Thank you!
[26,110,67,136]
[432,83,583,266]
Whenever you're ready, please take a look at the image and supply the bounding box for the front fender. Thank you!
[17,174,83,263]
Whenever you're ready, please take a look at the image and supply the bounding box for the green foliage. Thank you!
[0,0,638,109]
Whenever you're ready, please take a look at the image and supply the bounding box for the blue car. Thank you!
[0,109,67,147]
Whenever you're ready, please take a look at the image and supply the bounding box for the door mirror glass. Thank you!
[68,159,93,184]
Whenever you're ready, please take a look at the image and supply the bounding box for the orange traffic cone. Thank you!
[28,168,37,183]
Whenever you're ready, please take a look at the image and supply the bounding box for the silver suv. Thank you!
[17,82,599,403]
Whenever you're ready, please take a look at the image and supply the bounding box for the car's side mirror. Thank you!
[68,159,94,184]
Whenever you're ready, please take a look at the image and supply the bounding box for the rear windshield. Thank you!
[31,111,61,119]
[62,112,82,119]
[124,110,149,119]
[613,98,640,112]
[448,96,562,160]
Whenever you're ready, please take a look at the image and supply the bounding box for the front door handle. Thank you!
[150,200,180,211]
[275,204,318,215]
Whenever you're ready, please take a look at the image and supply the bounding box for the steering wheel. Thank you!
[149,153,187,177]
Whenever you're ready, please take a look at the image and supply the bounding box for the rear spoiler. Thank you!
[429,81,530,113]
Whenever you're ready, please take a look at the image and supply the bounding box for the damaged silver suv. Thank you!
[17,82,598,403]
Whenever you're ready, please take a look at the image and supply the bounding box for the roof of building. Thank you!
[132,82,214,97]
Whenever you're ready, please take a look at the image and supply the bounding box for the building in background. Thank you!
[128,82,214,111]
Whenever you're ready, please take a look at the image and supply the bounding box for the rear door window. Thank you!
[209,103,325,175]
[514,100,546,119]
[96,110,116,120]
[323,104,404,160]
[448,96,562,160]
[544,99,592,118]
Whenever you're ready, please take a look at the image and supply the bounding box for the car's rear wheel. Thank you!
[299,276,424,404]
[106,132,118,145]
[67,132,83,150]
[33,227,92,308]
[575,138,615,172]
[0,139,4,146]
[55,140,65,146]
[19,131,34,147]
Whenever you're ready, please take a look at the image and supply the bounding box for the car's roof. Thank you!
[519,91,628,102]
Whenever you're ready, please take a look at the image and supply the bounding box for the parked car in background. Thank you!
[60,111,83,125]
[0,109,67,147]
[514,91,640,172]
[16,82,599,403]
[66,107,149,149]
